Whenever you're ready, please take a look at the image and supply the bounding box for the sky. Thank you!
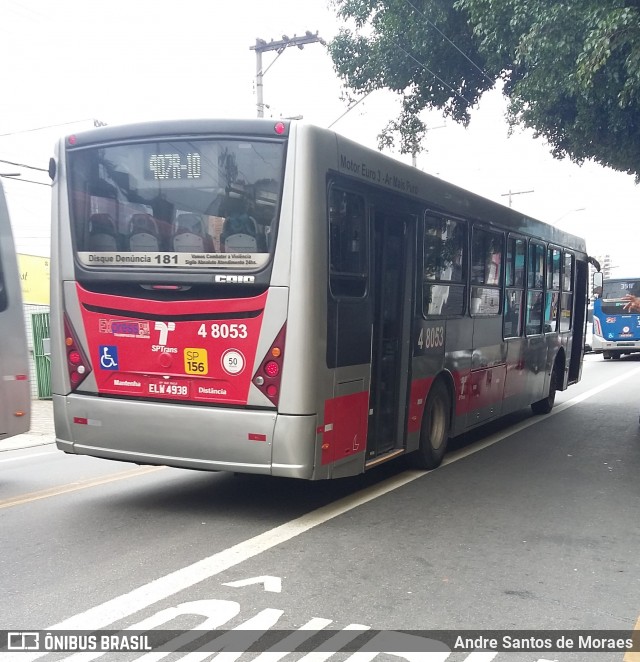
[1,0,639,276]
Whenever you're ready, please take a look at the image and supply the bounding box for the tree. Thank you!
[328,0,640,178]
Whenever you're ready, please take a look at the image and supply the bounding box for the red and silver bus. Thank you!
[0,180,30,442]
[49,119,589,479]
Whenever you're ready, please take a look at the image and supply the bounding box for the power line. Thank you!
[402,0,494,85]
[328,90,374,128]
[395,44,473,106]
[329,31,474,128]
[0,158,48,172]
[0,175,50,187]
[0,118,96,138]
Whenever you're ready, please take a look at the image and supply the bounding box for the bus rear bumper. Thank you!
[53,394,317,479]
[591,336,640,353]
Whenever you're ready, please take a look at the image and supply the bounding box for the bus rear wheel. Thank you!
[531,364,558,415]
[411,380,451,470]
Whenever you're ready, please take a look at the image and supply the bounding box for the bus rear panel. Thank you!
[51,120,323,478]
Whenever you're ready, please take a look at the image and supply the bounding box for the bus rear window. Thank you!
[67,138,284,270]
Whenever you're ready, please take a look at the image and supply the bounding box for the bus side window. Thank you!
[526,242,545,334]
[504,289,523,337]
[544,247,561,332]
[504,236,525,337]
[423,216,466,317]
[559,252,574,332]
[471,227,503,315]
[329,188,367,298]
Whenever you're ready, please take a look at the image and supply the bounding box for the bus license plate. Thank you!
[148,379,190,398]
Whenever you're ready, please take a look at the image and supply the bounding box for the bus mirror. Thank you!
[592,271,603,297]
[48,158,56,181]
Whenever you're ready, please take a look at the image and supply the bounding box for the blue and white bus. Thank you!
[591,276,640,359]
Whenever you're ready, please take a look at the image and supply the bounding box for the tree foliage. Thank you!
[328,0,640,178]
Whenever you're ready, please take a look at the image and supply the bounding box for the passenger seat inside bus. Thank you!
[220,212,258,252]
[172,213,206,253]
[88,213,119,251]
[128,213,161,252]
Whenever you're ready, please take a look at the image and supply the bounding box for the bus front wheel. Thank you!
[411,381,451,470]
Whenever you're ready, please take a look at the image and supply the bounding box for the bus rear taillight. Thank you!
[253,325,286,405]
[64,316,91,389]
[593,316,602,337]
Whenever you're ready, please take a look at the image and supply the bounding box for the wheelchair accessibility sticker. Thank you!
[99,345,119,370]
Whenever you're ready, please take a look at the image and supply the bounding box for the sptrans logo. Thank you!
[152,322,178,353]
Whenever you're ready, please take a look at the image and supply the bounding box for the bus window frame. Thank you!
[559,250,575,332]
[470,224,504,317]
[503,233,527,338]
[525,239,546,336]
[544,245,562,333]
[327,183,370,301]
[421,212,468,319]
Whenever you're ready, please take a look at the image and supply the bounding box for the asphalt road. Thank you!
[2,353,639,662]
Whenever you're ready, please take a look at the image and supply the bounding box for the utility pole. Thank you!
[500,188,534,208]
[250,31,326,118]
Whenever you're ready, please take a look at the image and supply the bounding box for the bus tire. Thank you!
[411,380,451,470]
[603,352,612,360]
[531,363,558,415]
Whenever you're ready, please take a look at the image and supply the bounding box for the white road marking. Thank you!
[222,575,282,593]
[0,450,56,464]
[7,367,640,662]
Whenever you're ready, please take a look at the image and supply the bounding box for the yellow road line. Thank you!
[624,614,640,661]
[0,465,165,510]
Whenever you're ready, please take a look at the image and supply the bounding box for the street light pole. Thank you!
[250,32,326,118]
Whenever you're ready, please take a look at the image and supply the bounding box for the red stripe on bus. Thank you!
[321,391,369,465]
[76,283,268,315]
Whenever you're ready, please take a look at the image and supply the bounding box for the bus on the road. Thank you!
[49,119,589,479]
[591,276,640,359]
[0,181,30,443]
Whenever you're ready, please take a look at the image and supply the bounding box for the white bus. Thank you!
[49,119,589,479]
[0,181,30,442]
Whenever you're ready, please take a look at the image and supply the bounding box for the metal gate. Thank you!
[31,311,51,399]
